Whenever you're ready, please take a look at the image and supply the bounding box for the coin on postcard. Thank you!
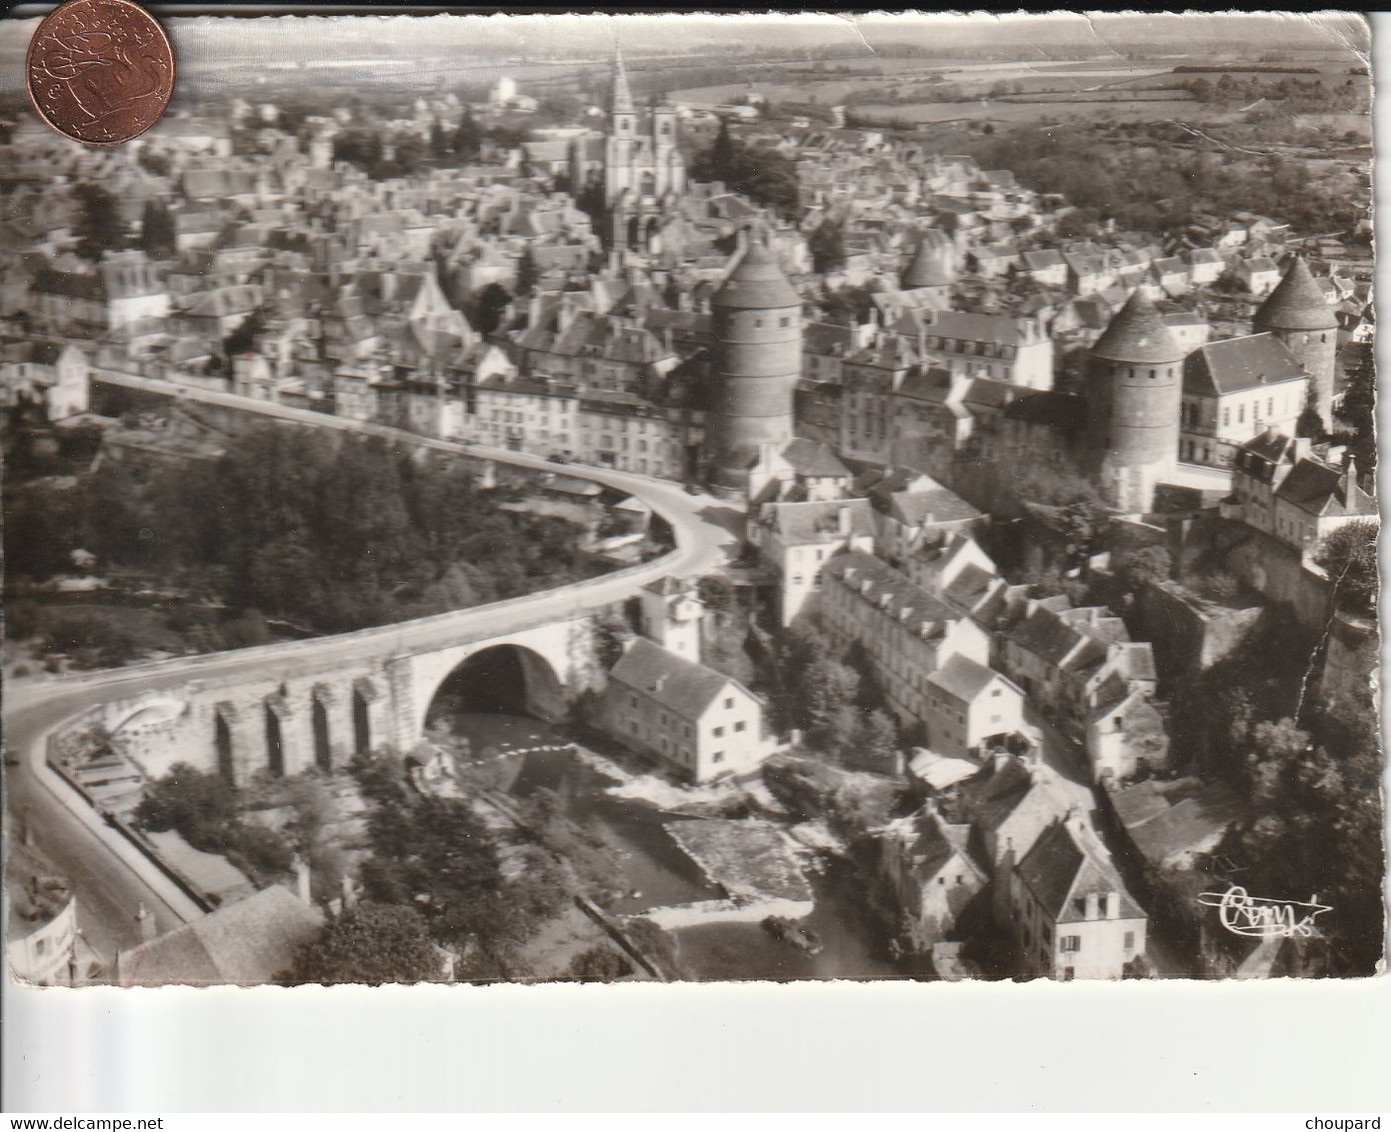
[25,0,174,146]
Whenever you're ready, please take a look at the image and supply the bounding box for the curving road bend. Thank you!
[4,373,746,961]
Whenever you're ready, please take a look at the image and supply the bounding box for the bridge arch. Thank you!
[420,643,567,737]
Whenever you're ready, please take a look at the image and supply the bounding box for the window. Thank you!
[1238,404,1245,424]
[1223,407,1230,427]
[713,726,725,738]
[956,875,964,885]
[724,698,734,710]
[1124,931,1136,951]
[734,721,746,733]
[1061,935,1081,953]
[779,316,791,328]
[1063,967,1075,982]
[938,877,946,886]
[990,687,1001,698]
[712,750,725,764]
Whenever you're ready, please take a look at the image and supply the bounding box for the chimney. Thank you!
[1084,891,1100,921]
[341,872,356,911]
[293,854,312,904]
[136,903,157,943]
[837,506,853,536]
[1106,890,1121,920]
[991,749,1011,774]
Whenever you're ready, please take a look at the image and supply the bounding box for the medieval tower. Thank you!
[1086,289,1185,513]
[704,233,804,493]
[1253,255,1339,431]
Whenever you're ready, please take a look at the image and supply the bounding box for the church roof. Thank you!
[1255,256,1338,332]
[1091,289,1184,364]
[712,241,801,310]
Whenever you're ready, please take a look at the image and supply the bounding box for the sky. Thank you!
[0,10,1371,73]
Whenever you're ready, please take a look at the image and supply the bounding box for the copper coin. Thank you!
[25,0,175,147]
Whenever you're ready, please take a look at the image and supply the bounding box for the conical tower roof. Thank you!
[1092,289,1184,364]
[902,229,955,289]
[1255,255,1337,332]
[713,240,802,310]
[609,45,635,115]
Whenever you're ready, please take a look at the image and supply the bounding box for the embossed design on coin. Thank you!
[25,0,175,146]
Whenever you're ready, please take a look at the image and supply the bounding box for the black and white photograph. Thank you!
[0,8,1381,993]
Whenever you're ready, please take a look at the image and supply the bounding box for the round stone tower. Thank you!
[704,234,803,493]
[1254,255,1339,431]
[901,227,956,291]
[1086,289,1185,514]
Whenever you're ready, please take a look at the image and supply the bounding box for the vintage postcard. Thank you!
[0,9,1381,992]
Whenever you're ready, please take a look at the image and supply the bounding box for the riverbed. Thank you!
[442,712,932,982]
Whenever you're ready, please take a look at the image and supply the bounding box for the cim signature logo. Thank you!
[1197,885,1331,939]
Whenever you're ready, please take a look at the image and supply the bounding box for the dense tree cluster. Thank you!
[1314,519,1378,618]
[134,763,296,884]
[13,422,602,638]
[689,120,800,218]
[284,902,442,986]
[773,617,899,770]
[351,754,568,978]
[1167,612,1383,975]
[958,122,1364,237]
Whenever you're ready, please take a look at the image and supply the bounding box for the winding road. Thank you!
[4,371,745,962]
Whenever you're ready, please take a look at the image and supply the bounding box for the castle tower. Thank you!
[1086,289,1185,513]
[901,228,956,292]
[705,234,803,493]
[1254,255,1339,430]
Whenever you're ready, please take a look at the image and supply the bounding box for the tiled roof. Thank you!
[780,437,850,478]
[928,653,1011,703]
[609,637,741,722]
[1015,820,1145,924]
[770,498,876,543]
[1179,329,1307,397]
[1255,256,1338,332]
[117,886,323,987]
[1091,289,1184,364]
[823,550,959,628]
[712,241,801,310]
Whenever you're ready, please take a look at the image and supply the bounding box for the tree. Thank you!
[1336,347,1375,443]
[805,656,861,741]
[71,183,123,263]
[222,310,265,359]
[567,945,634,982]
[137,148,170,176]
[429,119,449,159]
[134,762,239,840]
[1117,545,1173,595]
[285,902,441,985]
[808,220,846,275]
[1314,519,1378,617]
[139,200,176,260]
[472,282,513,336]
[453,110,481,160]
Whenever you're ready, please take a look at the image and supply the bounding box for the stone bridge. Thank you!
[31,368,736,788]
[95,614,602,786]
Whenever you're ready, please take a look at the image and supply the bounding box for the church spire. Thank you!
[609,43,635,116]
